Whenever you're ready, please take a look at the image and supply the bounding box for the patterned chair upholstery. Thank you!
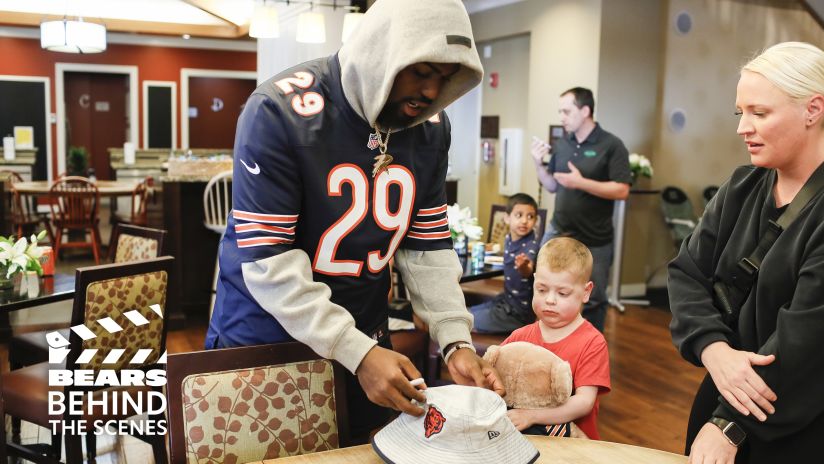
[167,343,349,464]
[109,223,167,263]
[8,223,167,377]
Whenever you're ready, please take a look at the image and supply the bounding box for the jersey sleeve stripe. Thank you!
[233,210,299,223]
[235,223,296,235]
[237,237,295,248]
[411,218,448,229]
[406,230,451,240]
[416,204,448,216]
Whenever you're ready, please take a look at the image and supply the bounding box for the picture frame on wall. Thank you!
[548,125,565,153]
[480,115,500,139]
[13,126,34,149]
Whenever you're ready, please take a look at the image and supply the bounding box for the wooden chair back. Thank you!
[48,176,99,229]
[108,223,167,263]
[203,170,233,235]
[64,256,174,375]
[166,342,349,464]
[128,176,152,226]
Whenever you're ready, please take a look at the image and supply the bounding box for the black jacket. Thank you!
[670,165,824,447]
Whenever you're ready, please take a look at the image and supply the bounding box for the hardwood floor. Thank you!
[2,304,704,461]
[599,305,705,454]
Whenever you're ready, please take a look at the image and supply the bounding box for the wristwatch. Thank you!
[709,417,746,447]
[442,342,476,364]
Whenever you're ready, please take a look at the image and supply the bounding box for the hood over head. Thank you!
[338,0,483,129]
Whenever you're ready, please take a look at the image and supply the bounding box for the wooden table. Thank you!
[12,180,139,196]
[459,257,504,283]
[250,436,686,463]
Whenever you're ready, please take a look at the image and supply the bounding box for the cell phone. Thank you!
[532,135,551,148]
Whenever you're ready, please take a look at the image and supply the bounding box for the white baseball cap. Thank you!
[372,384,539,464]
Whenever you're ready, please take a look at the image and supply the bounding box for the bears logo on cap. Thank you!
[423,405,445,438]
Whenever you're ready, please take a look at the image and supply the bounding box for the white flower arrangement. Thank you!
[0,230,47,278]
[446,203,483,243]
[628,153,653,179]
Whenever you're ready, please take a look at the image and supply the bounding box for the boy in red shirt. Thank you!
[502,237,611,439]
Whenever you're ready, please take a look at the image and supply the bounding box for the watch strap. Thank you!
[709,416,746,447]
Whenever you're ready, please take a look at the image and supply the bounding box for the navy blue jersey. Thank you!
[207,55,453,348]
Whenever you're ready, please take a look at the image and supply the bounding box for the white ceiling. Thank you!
[0,0,524,42]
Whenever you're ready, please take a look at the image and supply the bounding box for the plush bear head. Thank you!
[483,341,573,409]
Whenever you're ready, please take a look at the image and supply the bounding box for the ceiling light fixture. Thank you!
[40,17,106,54]
[249,0,280,39]
[295,7,326,44]
[249,0,361,43]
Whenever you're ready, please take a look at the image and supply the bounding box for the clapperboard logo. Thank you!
[46,303,169,436]
[48,303,167,365]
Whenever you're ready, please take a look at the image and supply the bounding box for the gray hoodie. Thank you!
[339,0,483,128]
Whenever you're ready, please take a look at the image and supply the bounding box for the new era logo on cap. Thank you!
[372,385,539,464]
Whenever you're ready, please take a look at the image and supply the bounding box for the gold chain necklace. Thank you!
[371,124,393,177]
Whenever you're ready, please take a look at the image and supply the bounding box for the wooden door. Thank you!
[65,72,129,180]
[187,76,256,149]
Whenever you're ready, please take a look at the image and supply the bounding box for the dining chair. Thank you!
[49,176,102,264]
[203,169,232,316]
[1,256,173,463]
[0,170,54,243]
[108,223,167,263]
[8,224,169,379]
[112,176,153,227]
[166,342,349,464]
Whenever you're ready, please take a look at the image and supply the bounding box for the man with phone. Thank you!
[530,87,631,331]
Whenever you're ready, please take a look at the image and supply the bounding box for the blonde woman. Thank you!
[669,42,824,463]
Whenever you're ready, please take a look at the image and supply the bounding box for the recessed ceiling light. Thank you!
[182,34,191,40]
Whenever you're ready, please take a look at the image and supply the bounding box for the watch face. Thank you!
[724,422,746,446]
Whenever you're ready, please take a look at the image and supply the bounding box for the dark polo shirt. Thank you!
[547,123,631,247]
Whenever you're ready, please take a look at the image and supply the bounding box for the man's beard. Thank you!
[376,100,415,129]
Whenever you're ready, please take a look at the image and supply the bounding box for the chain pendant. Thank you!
[372,153,393,177]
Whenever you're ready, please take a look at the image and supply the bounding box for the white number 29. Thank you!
[313,164,415,276]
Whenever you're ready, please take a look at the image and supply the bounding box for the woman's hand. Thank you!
[689,423,738,464]
[701,341,777,421]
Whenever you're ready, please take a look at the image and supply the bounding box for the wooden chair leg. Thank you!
[64,433,83,464]
[52,228,62,260]
[51,433,62,459]
[90,227,100,265]
[85,433,97,463]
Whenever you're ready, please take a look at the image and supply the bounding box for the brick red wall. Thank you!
[0,37,256,177]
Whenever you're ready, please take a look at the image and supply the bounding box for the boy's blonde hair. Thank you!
[536,237,593,284]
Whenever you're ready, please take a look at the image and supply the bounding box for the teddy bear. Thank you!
[483,341,588,438]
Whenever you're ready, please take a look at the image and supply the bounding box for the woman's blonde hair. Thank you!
[742,41,824,101]
[536,237,593,284]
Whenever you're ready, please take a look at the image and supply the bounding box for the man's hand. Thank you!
[553,162,585,189]
[356,345,427,416]
[530,138,550,166]
[506,408,535,431]
[701,342,777,421]
[446,347,506,396]
[689,422,738,464]
[513,253,533,277]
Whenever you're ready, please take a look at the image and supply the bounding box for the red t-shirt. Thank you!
[502,320,611,439]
